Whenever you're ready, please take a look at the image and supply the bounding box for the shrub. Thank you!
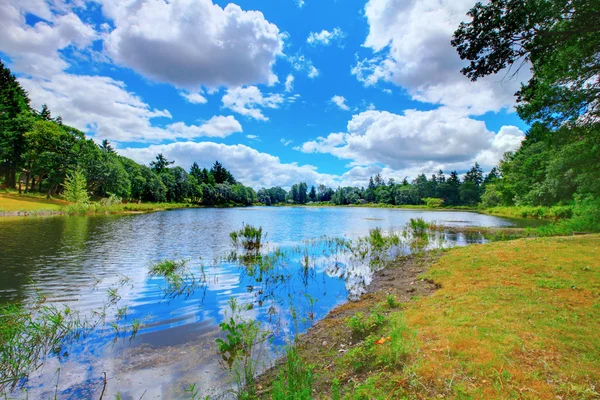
[423,197,444,208]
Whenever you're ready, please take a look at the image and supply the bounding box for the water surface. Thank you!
[0,207,527,398]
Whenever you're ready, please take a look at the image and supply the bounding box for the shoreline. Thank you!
[257,234,600,399]
[256,251,443,397]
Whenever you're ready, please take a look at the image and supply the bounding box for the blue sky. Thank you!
[1,0,530,189]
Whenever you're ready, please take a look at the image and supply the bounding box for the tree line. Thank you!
[0,60,256,206]
[257,164,496,207]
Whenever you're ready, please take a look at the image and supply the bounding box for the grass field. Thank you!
[0,193,67,212]
[265,235,600,399]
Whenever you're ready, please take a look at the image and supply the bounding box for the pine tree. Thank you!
[0,60,32,188]
[63,170,89,203]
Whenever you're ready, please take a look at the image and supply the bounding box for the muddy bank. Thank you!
[257,251,442,397]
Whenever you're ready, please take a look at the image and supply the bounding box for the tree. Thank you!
[484,167,500,185]
[0,60,31,188]
[63,170,89,203]
[189,162,202,182]
[211,161,236,184]
[452,0,600,127]
[309,185,317,202]
[150,153,174,174]
[464,163,484,188]
[39,104,52,121]
[99,139,115,154]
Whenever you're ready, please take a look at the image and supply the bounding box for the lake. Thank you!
[0,207,529,399]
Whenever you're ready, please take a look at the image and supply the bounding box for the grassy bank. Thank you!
[261,235,600,399]
[0,192,67,213]
[0,192,195,217]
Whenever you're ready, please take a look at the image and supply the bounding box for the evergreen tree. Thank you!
[150,153,174,174]
[63,170,89,203]
[40,104,52,121]
[309,185,317,202]
[0,60,31,188]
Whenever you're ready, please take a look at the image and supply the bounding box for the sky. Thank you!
[0,0,531,190]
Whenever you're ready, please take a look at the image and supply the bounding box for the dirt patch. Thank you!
[257,252,441,397]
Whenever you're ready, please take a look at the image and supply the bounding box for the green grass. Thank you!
[368,236,600,398]
[483,205,574,220]
[264,235,600,399]
[0,193,66,212]
[0,190,196,216]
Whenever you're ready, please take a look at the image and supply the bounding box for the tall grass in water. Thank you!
[216,298,270,399]
[230,224,265,253]
[0,296,88,391]
[148,259,205,299]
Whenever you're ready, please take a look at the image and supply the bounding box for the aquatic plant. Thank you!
[408,218,428,237]
[230,224,265,253]
[216,298,270,399]
[0,295,90,391]
[148,259,205,299]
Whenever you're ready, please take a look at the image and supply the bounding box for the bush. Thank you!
[100,194,122,206]
[423,197,444,208]
[481,184,502,208]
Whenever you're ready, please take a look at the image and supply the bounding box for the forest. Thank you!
[0,63,257,207]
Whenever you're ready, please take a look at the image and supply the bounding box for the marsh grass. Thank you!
[216,298,271,399]
[0,294,91,391]
[148,259,205,299]
[230,224,265,253]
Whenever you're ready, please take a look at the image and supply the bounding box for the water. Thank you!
[0,207,529,398]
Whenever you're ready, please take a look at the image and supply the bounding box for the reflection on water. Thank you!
[0,207,526,398]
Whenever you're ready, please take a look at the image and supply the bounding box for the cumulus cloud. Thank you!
[299,109,524,173]
[284,74,295,92]
[20,73,242,142]
[180,91,208,104]
[331,95,350,111]
[166,116,242,139]
[0,0,96,77]
[120,142,344,189]
[222,86,287,121]
[295,0,305,8]
[353,0,529,115]
[100,0,284,89]
[307,28,345,47]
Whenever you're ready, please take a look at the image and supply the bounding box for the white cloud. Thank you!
[299,109,524,173]
[281,138,293,146]
[119,142,344,189]
[222,86,286,121]
[308,66,320,79]
[0,0,97,77]
[307,28,345,47]
[295,0,305,8]
[100,0,284,89]
[180,91,208,104]
[354,0,529,115]
[288,54,320,79]
[166,115,242,139]
[284,74,295,92]
[331,95,350,111]
[20,73,242,142]
[246,134,259,140]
